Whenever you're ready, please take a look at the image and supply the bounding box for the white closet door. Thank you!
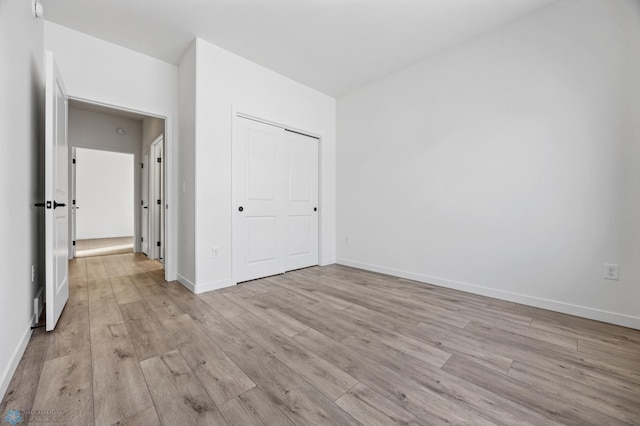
[285,131,319,271]
[234,118,287,282]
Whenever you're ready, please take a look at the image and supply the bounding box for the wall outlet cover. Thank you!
[604,263,619,280]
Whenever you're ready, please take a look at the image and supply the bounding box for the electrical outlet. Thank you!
[345,236,351,245]
[212,247,220,259]
[604,263,619,280]
[31,265,35,283]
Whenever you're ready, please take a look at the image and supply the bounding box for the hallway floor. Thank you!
[75,237,134,257]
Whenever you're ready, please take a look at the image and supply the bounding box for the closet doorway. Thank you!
[233,116,319,283]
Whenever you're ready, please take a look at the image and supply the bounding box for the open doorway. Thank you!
[74,148,135,257]
[67,100,166,271]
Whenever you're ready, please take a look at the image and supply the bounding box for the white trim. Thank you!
[231,107,323,285]
[67,96,166,120]
[320,258,336,266]
[177,274,196,293]
[195,279,234,294]
[235,111,322,139]
[64,95,176,282]
[0,326,32,401]
[337,258,640,330]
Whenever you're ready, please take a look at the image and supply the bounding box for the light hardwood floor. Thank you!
[75,237,134,258]
[2,253,640,425]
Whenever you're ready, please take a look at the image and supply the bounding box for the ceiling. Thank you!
[44,0,559,97]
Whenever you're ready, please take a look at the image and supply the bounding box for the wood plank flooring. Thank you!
[75,237,134,258]
[2,253,640,425]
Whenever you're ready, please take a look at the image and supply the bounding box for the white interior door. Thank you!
[69,147,76,259]
[285,130,319,271]
[158,143,165,261]
[45,52,69,331]
[141,153,149,255]
[150,137,164,261]
[234,118,287,283]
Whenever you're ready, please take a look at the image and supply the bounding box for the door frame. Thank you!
[66,95,174,281]
[231,110,322,284]
[141,152,150,256]
[69,147,76,259]
[149,135,165,261]
[72,148,136,255]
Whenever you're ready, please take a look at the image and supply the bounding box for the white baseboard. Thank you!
[177,274,235,294]
[195,279,234,294]
[337,258,640,330]
[0,325,32,401]
[320,258,336,266]
[176,274,196,293]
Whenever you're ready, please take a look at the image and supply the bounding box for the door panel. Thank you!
[246,216,279,263]
[45,52,69,331]
[234,118,287,282]
[285,131,319,271]
[288,215,312,256]
[247,135,277,200]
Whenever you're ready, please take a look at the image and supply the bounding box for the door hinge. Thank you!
[72,240,76,246]
[157,157,162,163]
[157,199,161,205]
[72,199,76,205]
[141,237,144,242]
[141,200,144,206]
[157,241,161,247]
[140,163,144,168]
[72,158,76,164]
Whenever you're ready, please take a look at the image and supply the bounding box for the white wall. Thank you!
[76,149,134,239]
[189,39,336,292]
[337,0,640,328]
[0,0,44,400]
[177,42,197,285]
[44,22,178,280]
[142,116,164,153]
[69,107,142,246]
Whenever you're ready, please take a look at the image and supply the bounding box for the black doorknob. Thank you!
[53,201,66,209]
[238,206,244,212]
[314,207,317,211]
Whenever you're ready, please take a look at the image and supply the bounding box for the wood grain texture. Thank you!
[140,350,228,425]
[111,406,161,426]
[218,387,295,426]
[223,336,360,426]
[335,383,427,426]
[31,349,94,425]
[119,301,176,361]
[91,323,154,425]
[3,255,640,425]
[229,312,358,400]
[0,330,49,418]
[161,314,255,405]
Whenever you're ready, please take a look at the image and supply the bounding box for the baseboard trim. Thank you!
[195,279,234,294]
[320,258,336,267]
[337,258,640,330]
[0,325,32,401]
[176,274,196,293]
